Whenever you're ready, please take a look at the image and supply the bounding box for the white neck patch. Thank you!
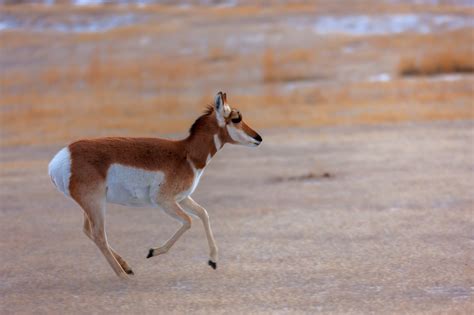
[176,157,205,201]
[213,134,222,151]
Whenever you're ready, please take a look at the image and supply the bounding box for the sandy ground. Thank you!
[1,120,473,314]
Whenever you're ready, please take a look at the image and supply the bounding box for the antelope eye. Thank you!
[231,115,241,123]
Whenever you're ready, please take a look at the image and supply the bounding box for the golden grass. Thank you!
[206,46,233,62]
[1,87,472,148]
[2,42,473,148]
[399,51,474,76]
[262,48,317,83]
[1,6,473,148]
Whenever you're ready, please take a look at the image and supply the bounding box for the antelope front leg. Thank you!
[180,197,218,270]
[146,201,192,259]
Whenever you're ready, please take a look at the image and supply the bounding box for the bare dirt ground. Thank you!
[1,120,473,314]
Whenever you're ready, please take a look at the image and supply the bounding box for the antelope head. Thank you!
[214,92,262,147]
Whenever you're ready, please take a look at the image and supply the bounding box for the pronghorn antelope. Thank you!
[48,92,262,278]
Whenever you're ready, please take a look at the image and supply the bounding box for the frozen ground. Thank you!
[1,120,473,314]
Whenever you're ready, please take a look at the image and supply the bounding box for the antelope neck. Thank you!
[185,132,223,170]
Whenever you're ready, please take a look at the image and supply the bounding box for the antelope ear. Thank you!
[214,92,226,126]
[215,92,224,111]
[215,91,232,124]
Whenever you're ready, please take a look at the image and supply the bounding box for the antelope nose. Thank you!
[254,133,262,143]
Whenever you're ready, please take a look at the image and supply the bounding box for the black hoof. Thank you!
[146,249,154,259]
[208,260,217,270]
[126,269,134,275]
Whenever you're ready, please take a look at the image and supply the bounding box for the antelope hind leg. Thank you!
[74,190,130,279]
[83,213,134,275]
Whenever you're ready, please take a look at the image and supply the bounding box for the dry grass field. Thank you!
[1,1,473,314]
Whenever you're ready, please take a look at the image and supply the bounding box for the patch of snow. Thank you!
[216,0,238,8]
[0,22,11,31]
[74,0,104,6]
[0,14,143,33]
[369,73,392,82]
[308,14,474,35]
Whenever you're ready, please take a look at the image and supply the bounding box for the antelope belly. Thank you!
[106,164,164,207]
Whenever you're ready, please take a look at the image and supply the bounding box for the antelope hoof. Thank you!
[208,260,217,270]
[146,249,154,259]
[125,268,135,275]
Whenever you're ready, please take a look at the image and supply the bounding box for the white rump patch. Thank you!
[48,147,72,197]
[106,164,164,207]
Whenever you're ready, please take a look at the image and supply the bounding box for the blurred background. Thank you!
[1,1,473,314]
[1,0,472,146]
